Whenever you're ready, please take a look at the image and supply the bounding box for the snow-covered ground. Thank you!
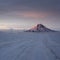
[0,31,60,60]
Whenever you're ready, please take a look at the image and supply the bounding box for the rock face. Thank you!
[26,24,55,32]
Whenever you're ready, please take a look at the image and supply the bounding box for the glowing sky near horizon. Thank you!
[0,0,60,30]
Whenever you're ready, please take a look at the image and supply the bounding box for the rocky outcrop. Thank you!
[26,24,56,32]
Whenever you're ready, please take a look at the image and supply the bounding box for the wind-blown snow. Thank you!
[0,31,60,60]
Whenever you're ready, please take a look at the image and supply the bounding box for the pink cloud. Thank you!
[16,11,48,19]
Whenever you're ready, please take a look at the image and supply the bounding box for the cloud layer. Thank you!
[0,0,60,30]
[0,0,60,15]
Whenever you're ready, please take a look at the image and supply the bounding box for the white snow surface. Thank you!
[0,31,60,60]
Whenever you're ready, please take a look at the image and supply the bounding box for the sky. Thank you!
[0,0,60,30]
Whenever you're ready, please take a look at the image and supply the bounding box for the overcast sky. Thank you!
[0,0,60,30]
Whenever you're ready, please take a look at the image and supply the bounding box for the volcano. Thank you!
[26,24,55,32]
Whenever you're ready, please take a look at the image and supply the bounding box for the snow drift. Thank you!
[0,31,60,60]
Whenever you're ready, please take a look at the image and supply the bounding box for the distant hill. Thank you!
[25,24,56,32]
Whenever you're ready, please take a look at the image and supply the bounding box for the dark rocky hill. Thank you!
[26,24,56,32]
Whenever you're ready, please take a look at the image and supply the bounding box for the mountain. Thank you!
[26,24,56,32]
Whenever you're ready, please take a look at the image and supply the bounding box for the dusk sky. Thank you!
[0,0,60,30]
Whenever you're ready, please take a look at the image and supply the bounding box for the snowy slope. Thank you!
[26,24,55,32]
[0,31,60,60]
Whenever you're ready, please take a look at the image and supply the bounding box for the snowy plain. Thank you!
[0,31,60,60]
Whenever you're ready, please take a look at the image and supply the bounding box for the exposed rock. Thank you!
[26,24,56,32]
